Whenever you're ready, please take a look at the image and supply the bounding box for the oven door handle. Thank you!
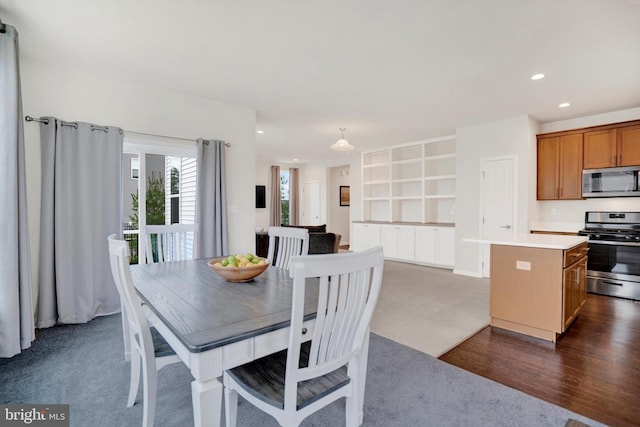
[601,280,624,287]
[588,240,640,247]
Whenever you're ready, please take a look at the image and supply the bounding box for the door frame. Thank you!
[479,155,518,277]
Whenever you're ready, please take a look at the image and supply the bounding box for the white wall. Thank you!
[255,160,270,231]
[454,115,538,276]
[454,107,640,276]
[22,58,256,290]
[254,159,316,229]
[254,155,360,246]
[328,165,351,245]
[539,107,640,134]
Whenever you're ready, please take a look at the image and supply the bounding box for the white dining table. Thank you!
[130,258,370,427]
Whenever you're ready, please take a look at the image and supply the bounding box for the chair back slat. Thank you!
[285,247,384,404]
[108,235,152,341]
[144,224,195,263]
[331,270,369,360]
[266,226,309,270]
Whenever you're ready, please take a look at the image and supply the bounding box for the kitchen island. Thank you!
[467,234,588,343]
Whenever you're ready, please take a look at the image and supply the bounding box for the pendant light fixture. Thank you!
[330,128,354,151]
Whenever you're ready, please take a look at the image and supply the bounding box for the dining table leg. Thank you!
[191,378,223,427]
[190,349,224,427]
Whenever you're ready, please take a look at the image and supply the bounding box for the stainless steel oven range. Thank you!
[578,211,640,301]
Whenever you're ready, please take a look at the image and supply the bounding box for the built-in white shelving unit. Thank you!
[361,135,456,223]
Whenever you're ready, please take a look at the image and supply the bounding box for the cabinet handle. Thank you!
[499,225,512,229]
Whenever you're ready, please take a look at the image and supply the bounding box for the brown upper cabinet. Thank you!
[583,122,640,169]
[617,124,640,167]
[583,129,616,168]
[537,119,640,200]
[537,134,583,200]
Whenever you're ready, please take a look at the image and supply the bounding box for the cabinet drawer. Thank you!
[564,243,588,267]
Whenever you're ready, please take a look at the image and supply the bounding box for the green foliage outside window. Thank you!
[280,171,289,225]
[170,167,179,195]
[281,200,289,225]
[129,172,166,228]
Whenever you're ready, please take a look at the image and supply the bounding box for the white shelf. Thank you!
[424,174,456,181]
[424,194,456,199]
[425,153,456,161]
[392,178,422,183]
[392,158,422,165]
[363,162,389,169]
[362,136,455,223]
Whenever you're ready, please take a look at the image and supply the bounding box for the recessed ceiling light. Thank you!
[530,73,545,80]
[293,158,299,162]
[559,102,571,108]
[256,130,264,134]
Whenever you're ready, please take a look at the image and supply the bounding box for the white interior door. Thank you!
[480,156,516,277]
[302,181,321,225]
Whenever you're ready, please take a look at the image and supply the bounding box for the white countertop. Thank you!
[464,234,587,250]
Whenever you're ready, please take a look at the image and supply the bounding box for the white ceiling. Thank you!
[2,0,640,165]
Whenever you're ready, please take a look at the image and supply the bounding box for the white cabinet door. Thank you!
[380,224,414,261]
[414,226,455,268]
[380,225,398,258]
[414,227,437,264]
[351,223,381,252]
[435,227,455,267]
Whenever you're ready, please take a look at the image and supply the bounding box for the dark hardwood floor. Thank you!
[439,294,640,427]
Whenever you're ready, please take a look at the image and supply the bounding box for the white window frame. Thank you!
[123,136,197,262]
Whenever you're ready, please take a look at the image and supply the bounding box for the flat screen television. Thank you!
[255,185,266,208]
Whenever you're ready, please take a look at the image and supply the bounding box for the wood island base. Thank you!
[489,241,588,344]
[490,318,560,343]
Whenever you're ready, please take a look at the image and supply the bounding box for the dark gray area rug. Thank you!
[0,314,604,427]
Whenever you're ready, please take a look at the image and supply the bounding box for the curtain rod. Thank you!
[25,116,110,132]
[25,116,230,146]
[125,129,231,147]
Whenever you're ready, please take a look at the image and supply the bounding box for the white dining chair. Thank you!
[144,224,195,263]
[108,234,182,427]
[223,246,385,427]
[266,226,310,270]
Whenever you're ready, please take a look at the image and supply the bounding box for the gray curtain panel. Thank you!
[0,24,35,358]
[289,167,299,225]
[194,139,228,258]
[270,165,281,226]
[37,118,123,327]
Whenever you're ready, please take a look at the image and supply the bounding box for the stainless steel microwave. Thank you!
[582,166,640,198]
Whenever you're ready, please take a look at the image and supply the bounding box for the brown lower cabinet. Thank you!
[490,242,588,342]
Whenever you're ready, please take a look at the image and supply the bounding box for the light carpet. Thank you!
[371,260,490,357]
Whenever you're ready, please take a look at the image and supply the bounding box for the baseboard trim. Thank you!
[453,268,483,278]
